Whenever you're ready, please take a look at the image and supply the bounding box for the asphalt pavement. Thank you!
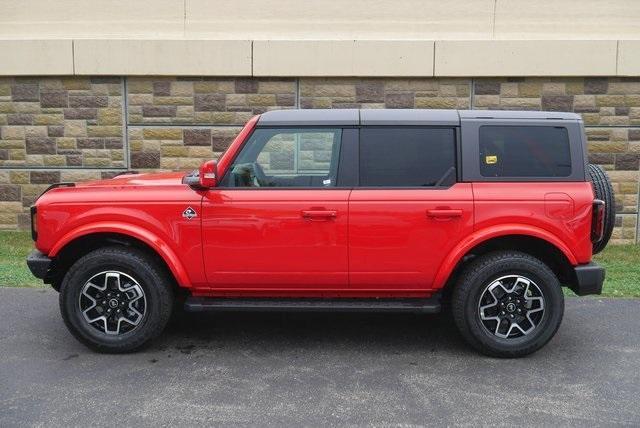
[1,287,639,426]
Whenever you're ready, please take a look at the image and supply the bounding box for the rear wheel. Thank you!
[59,246,174,353]
[452,251,564,358]
[588,163,615,254]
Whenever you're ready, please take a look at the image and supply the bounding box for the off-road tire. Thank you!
[588,163,615,254]
[452,251,564,358]
[59,246,174,353]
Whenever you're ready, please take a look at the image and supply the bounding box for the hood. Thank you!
[77,171,189,188]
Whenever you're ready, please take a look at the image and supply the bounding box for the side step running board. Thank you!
[184,297,441,314]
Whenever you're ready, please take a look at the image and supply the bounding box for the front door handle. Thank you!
[426,209,463,219]
[301,210,337,221]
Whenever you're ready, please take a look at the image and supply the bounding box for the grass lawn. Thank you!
[0,231,42,287]
[591,244,640,298]
[1,231,638,297]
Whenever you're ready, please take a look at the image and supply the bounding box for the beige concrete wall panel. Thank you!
[186,0,494,40]
[435,40,617,76]
[0,40,73,75]
[618,41,640,76]
[74,40,252,76]
[0,0,184,38]
[494,0,640,40]
[254,40,434,77]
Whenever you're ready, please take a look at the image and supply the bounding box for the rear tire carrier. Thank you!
[588,163,615,254]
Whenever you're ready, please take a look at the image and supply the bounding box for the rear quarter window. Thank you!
[479,126,571,178]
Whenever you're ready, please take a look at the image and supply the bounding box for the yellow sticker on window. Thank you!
[485,155,498,164]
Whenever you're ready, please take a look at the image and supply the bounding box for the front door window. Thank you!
[220,128,342,188]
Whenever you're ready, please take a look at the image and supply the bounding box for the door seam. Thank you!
[347,188,353,287]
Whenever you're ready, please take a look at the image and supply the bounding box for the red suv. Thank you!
[27,109,613,357]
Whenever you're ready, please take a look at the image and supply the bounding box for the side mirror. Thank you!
[199,160,218,188]
[183,160,218,190]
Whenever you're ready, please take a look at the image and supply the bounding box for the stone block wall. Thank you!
[127,78,296,126]
[1,76,638,244]
[0,77,124,168]
[128,126,242,170]
[299,78,471,109]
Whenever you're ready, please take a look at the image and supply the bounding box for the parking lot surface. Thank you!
[1,287,639,426]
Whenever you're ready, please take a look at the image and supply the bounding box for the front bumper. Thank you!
[26,250,52,279]
[570,262,605,296]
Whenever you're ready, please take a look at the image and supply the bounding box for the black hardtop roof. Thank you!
[256,109,582,127]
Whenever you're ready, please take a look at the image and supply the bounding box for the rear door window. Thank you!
[359,127,456,187]
[479,126,571,178]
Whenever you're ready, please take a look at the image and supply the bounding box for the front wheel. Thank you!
[59,246,174,353]
[452,251,564,358]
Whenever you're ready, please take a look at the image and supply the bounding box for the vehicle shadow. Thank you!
[155,309,472,356]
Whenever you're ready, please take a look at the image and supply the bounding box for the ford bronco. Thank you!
[27,109,613,357]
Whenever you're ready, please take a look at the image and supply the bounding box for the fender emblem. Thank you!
[182,206,197,220]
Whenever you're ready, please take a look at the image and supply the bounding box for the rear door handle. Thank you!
[426,209,463,219]
[301,210,337,221]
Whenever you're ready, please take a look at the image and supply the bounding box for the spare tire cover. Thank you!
[588,163,615,254]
